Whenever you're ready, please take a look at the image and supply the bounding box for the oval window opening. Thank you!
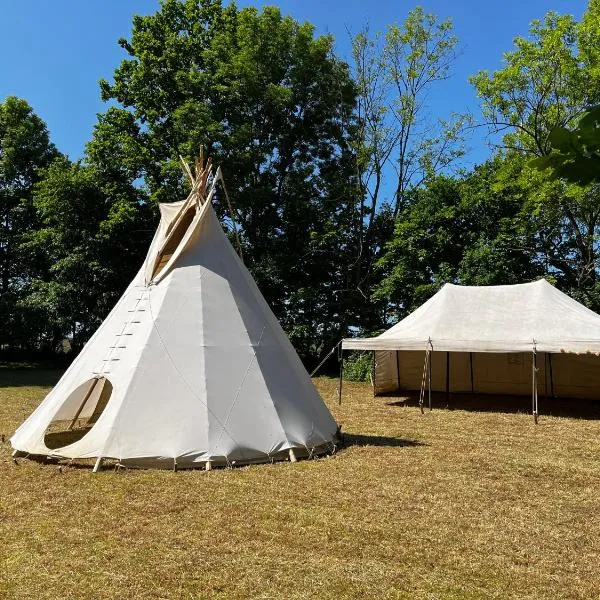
[44,377,113,450]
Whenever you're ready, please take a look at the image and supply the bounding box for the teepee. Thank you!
[11,152,338,470]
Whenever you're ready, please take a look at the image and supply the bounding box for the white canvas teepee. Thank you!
[11,155,338,470]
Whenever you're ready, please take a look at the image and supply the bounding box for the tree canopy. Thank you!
[4,0,600,368]
[0,97,59,350]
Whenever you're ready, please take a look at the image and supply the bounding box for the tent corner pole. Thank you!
[532,343,539,425]
[469,352,474,393]
[445,351,450,406]
[372,350,376,393]
[428,339,433,412]
[338,348,344,406]
[548,352,555,398]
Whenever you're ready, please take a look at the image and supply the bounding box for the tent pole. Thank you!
[419,349,427,414]
[445,351,450,406]
[93,457,103,473]
[544,353,549,402]
[548,353,555,398]
[310,340,341,377]
[470,352,474,393]
[531,343,538,425]
[372,350,376,388]
[68,378,99,430]
[396,350,401,392]
[338,349,344,405]
[428,347,433,412]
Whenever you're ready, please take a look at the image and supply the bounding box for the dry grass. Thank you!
[1,369,600,599]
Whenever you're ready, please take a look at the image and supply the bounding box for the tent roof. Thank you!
[343,279,600,354]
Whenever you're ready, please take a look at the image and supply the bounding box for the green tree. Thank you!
[93,0,362,362]
[0,97,59,350]
[471,2,600,307]
[529,105,600,185]
[470,9,599,156]
[352,7,469,221]
[375,160,543,317]
[23,157,152,350]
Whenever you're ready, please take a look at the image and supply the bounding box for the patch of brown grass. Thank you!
[1,371,600,599]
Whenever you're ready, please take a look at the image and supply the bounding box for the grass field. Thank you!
[1,369,600,599]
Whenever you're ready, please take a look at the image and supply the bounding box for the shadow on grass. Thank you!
[342,433,425,448]
[0,368,63,388]
[16,454,98,470]
[384,391,600,420]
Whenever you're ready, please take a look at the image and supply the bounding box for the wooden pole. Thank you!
[92,456,103,473]
[544,353,549,402]
[470,352,474,393]
[396,350,401,392]
[419,349,427,415]
[338,350,344,405]
[372,351,376,388]
[445,351,450,405]
[68,378,99,430]
[548,353,555,398]
[532,346,539,424]
[428,350,433,411]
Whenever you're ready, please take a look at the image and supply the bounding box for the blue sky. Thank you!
[0,0,588,165]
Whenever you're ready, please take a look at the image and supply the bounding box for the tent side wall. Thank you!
[374,351,400,394]
[374,350,600,400]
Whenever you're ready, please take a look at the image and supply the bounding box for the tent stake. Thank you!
[532,343,539,424]
[338,349,344,405]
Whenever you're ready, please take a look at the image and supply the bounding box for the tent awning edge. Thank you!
[342,337,600,354]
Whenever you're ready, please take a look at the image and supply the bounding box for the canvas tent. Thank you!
[342,280,600,417]
[11,155,338,470]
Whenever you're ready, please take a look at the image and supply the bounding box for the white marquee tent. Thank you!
[11,156,338,470]
[343,280,600,417]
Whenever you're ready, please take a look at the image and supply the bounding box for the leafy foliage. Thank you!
[529,105,600,185]
[22,158,152,349]
[0,97,59,350]
[470,9,600,156]
[343,351,373,382]
[94,0,366,362]
[6,1,600,366]
[468,2,600,312]
[375,160,543,317]
[352,7,469,220]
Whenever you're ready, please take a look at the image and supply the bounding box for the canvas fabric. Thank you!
[345,281,600,400]
[11,188,337,467]
[344,280,600,353]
